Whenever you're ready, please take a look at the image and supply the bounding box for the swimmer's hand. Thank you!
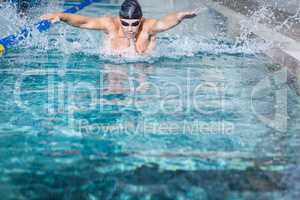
[40,13,62,23]
[178,7,207,20]
[193,7,208,15]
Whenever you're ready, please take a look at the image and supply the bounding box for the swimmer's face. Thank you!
[120,18,141,39]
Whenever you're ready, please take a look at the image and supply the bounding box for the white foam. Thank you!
[1,1,295,64]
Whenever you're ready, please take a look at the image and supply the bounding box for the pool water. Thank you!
[1,0,300,200]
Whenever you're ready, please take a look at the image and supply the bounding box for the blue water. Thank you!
[1,0,300,200]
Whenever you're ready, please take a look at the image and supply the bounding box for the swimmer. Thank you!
[41,0,203,55]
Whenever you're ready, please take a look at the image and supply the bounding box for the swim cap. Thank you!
[119,0,143,19]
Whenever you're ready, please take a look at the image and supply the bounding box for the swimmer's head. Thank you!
[119,0,143,20]
[119,0,143,38]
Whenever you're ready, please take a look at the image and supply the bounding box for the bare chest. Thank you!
[109,32,154,54]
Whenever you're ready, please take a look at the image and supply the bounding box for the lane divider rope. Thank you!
[0,0,95,57]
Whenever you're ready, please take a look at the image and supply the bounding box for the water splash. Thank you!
[0,2,28,38]
[237,3,300,51]
[2,1,298,64]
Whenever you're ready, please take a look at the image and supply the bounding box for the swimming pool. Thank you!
[1,0,300,199]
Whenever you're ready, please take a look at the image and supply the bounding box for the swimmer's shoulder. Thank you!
[142,18,159,35]
[95,16,118,33]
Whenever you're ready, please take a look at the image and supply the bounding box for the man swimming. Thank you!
[41,0,201,55]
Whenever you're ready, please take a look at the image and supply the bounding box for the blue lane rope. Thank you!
[0,0,95,56]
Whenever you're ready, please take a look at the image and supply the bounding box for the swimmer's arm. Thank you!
[41,13,112,31]
[148,11,198,34]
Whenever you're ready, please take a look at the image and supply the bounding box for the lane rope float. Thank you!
[0,43,4,57]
